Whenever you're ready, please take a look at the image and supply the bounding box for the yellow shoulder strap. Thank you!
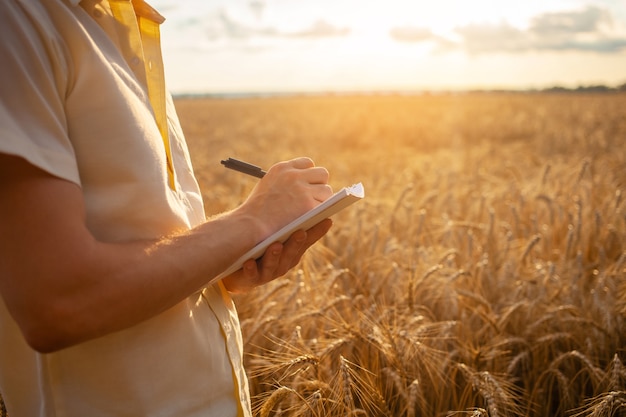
[109,0,176,190]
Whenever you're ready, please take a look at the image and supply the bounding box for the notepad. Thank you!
[214,182,364,280]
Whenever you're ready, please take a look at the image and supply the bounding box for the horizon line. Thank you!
[172,83,626,100]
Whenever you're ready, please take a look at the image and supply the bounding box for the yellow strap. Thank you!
[109,0,176,190]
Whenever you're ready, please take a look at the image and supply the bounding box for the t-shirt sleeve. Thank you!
[0,1,80,185]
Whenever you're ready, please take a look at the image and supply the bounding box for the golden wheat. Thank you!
[173,92,626,416]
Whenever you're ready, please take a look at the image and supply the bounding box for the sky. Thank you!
[150,0,626,94]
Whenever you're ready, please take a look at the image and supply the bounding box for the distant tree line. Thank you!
[463,82,626,95]
[541,82,626,93]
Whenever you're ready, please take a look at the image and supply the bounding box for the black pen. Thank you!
[220,158,267,178]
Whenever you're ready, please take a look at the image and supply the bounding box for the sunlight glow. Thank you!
[154,0,626,94]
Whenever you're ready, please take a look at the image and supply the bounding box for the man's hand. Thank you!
[221,157,334,293]
[221,219,332,293]
[238,157,334,239]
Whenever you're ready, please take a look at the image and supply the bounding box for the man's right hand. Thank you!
[236,157,334,240]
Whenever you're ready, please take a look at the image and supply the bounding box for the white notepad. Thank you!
[214,183,364,280]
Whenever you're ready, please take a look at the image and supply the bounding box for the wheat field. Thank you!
[0,94,623,417]
[181,92,625,417]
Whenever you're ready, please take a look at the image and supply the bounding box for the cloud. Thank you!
[388,25,460,54]
[248,1,265,20]
[205,10,277,40]
[198,9,349,42]
[458,23,532,54]
[284,20,350,38]
[389,5,626,55]
[529,6,611,35]
[533,37,626,53]
[526,6,626,53]
[389,26,435,43]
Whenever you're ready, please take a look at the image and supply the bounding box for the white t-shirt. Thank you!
[0,0,251,415]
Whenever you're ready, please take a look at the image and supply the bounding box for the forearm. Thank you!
[45,210,260,351]
[5,206,261,353]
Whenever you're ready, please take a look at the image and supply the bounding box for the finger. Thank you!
[257,241,284,282]
[304,218,333,244]
[275,229,308,272]
[305,167,330,185]
[312,183,334,202]
[221,262,255,293]
[289,157,315,169]
[279,219,333,271]
[222,220,332,293]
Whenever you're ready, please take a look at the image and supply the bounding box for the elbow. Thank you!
[16,302,84,353]
[24,329,72,354]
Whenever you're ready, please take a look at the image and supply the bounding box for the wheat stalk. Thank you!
[339,355,355,411]
[259,386,296,417]
[520,234,541,264]
[407,379,423,417]
[572,391,626,417]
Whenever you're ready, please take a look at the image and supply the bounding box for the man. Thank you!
[0,0,333,415]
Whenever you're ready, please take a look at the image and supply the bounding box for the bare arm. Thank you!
[0,154,332,353]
